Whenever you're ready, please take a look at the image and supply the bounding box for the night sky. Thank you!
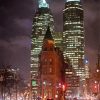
[0,0,100,81]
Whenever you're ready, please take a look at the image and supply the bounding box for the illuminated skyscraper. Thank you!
[63,0,85,79]
[54,32,62,50]
[31,0,54,99]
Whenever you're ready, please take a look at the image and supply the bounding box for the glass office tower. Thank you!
[63,0,85,79]
[31,0,54,99]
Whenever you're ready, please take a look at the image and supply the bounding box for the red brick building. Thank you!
[39,27,65,100]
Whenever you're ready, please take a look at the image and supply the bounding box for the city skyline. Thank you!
[0,0,100,82]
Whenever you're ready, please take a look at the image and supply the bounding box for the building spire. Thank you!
[44,26,53,40]
[38,0,49,8]
[42,26,54,51]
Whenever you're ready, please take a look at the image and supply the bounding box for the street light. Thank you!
[62,84,66,100]
[62,85,66,92]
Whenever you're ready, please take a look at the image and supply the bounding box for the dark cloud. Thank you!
[0,0,100,81]
[0,0,33,81]
[0,0,33,39]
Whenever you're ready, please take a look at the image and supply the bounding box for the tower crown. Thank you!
[44,26,53,41]
[66,0,80,2]
[39,0,49,8]
[42,26,54,50]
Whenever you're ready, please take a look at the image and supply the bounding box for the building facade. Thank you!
[84,59,89,79]
[31,0,54,99]
[92,49,100,94]
[39,27,65,100]
[64,61,80,98]
[63,0,85,79]
[54,32,63,51]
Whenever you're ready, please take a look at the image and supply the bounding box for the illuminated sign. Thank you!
[32,80,37,86]
[39,0,49,8]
